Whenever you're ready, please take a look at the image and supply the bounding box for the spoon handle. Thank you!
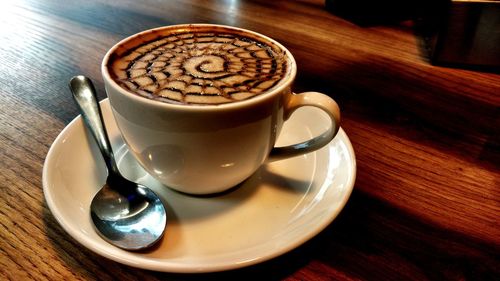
[69,75,120,176]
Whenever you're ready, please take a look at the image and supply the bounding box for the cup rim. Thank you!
[101,23,297,111]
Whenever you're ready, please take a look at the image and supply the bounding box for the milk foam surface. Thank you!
[108,31,288,105]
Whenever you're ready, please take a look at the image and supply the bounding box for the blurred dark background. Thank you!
[325,0,500,72]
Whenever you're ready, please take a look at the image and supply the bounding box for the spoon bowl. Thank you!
[69,75,167,251]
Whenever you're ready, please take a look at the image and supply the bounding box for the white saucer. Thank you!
[43,99,356,273]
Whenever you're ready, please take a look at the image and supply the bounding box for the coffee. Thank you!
[108,28,289,105]
[103,24,340,194]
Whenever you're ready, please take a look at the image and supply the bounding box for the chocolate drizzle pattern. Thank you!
[109,32,288,105]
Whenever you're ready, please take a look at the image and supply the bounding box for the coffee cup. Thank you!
[102,24,340,195]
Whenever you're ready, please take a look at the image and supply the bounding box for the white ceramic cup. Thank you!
[102,24,340,195]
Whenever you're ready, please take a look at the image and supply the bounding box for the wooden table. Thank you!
[1,0,499,280]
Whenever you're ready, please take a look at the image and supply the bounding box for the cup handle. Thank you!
[268,91,341,162]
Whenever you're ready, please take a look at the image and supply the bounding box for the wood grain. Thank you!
[1,0,498,280]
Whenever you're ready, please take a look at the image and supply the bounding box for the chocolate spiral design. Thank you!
[109,32,288,105]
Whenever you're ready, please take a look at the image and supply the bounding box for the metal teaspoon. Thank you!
[69,75,166,251]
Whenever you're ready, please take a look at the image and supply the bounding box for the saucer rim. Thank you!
[42,99,356,273]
